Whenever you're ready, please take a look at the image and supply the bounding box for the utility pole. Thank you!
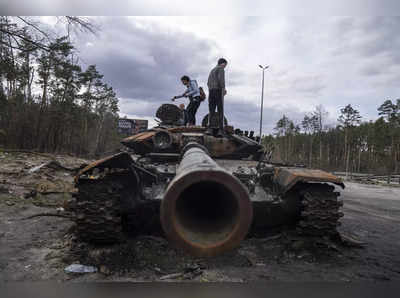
[258,65,269,144]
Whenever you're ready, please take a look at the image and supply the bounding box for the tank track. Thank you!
[297,183,343,237]
[74,174,125,244]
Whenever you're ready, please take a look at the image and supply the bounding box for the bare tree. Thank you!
[338,104,362,177]
[0,16,98,52]
[312,104,328,166]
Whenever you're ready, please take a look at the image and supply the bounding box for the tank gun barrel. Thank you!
[160,142,253,257]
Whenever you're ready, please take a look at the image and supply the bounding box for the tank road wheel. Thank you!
[75,174,125,244]
[297,183,343,237]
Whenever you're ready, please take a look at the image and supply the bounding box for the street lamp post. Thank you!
[258,65,269,144]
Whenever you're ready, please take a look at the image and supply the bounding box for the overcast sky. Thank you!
[45,16,400,134]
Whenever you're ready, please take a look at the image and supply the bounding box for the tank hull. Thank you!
[73,153,344,254]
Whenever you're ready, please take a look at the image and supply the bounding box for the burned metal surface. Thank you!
[122,125,262,160]
[156,103,183,125]
[72,153,344,254]
[122,131,155,142]
[121,131,156,155]
[181,133,205,149]
[74,152,134,183]
[74,165,147,243]
[152,130,173,150]
[297,183,344,236]
[203,135,237,158]
[168,126,206,133]
[119,102,262,160]
[274,167,345,193]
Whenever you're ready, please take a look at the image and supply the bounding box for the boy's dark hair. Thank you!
[218,58,228,65]
[181,75,190,82]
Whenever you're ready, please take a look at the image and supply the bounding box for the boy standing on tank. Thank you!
[206,58,228,137]
[172,75,201,126]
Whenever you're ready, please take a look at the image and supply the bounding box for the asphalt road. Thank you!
[335,182,400,280]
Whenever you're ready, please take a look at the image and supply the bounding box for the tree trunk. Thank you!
[41,74,48,106]
[327,144,330,169]
[392,135,395,173]
[395,143,399,174]
[93,116,104,156]
[346,144,350,179]
[309,136,313,168]
[319,134,322,167]
[344,129,348,173]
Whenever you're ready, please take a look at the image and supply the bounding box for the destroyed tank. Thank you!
[72,104,345,257]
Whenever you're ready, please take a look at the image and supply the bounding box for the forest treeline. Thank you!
[268,101,400,175]
[0,16,121,157]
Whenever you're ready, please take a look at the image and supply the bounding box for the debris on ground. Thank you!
[64,264,97,274]
[24,190,37,199]
[28,162,51,174]
[99,265,111,275]
[182,266,203,280]
[159,272,184,280]
[158,267,203,280]
[36,180,75,194]
[338,232,367,248]
[21,211,73,220]
[0,185,9,193]
[5,200,15,206]
[27,160,84,174]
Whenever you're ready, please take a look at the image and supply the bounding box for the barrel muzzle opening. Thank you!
[175,181,240,245]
